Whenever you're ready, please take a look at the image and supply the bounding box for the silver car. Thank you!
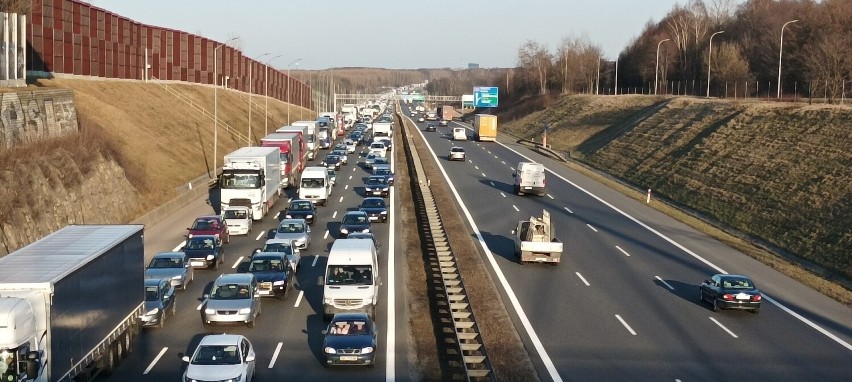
[257,238,302,273]
[270,219,311,249]
[145,252,193,290]
[202,273,261,328]
[449,146,466,161]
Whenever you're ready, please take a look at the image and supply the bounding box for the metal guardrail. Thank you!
[397,107,494,381]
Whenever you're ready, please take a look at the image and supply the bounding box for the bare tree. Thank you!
[517,40,551,95]
[707,0,737,27]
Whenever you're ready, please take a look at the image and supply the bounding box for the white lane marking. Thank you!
[615,245,631,257]
[547,194,554,199]
[498,143,852,351]
[274,211,280,219]
[345,184,349,190]
[311,255,319,267]
[468,159,473,163]
[575,272,590,286]
[487,150,491,154]
[512,205,519,212]
[255,231,265,241]
[489,181,495,187]
[481,172,486,177]
[586,224,598,232]
[501,192,506,198]
[172,241,184,252]
[332,211,338,219]
[268,342,283,368]
[412,123,562,382]
[494,155,499,159]
[349,175,353,180]
[294,290,304,307]
[564,206,573,213]
[352,167,357,172]
[386,143,397,381]
[338,196,344,203]
[231,256,244,269]
[501,160,506,165]
[143,347,168,374]
[510,167,515,171]
[709,317,738,338]
[655,276,675,290]
[475,165,480,170]
[323,230,329,239]
[615,315,637,335]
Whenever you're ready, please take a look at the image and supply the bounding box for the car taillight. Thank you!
[751,294,762,302]
[722,294,734,301]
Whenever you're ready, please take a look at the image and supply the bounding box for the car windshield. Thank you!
[186,238,215,250]
[722,278,754,289]
[343,214,368,224]
[366,154,377,160]
[362,199,385,208]
[451,148,464,153]
[371,143,384,149]
[289,202,312,211]
[262,243,294,255]
[302,178,325,188]
[375,169,390,176]
[325,156,339,163]
[277,223,305,233]
[144,286,160,301]
[191,345,242,365]
[191,219,220,230]
[366,178,386,186]
[328,319,372,336]
[326,265,373,286]
[327,169,336,176]
[210,283,251,300]
[149,257,182,269]
[249,258,285,272]
[223,209,247,220]
[220,173,261,189]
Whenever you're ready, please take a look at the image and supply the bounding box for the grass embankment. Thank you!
[501,95,852,305]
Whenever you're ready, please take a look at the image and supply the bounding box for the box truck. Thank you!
[276,126,310,167]
[0,225,145,382]
[475,114,498,142]
[220,147,282,220]
[292,121,319,160]
[261,132,303,189]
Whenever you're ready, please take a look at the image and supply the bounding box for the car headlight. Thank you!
[172,275,183,279]
[204,308,215,315]
[206,255,214,260]
[324,347,337,354]
[340,228,348,234]
[306,214,314,218]
[380,211,388,214]
[273,280,286,286]
[285,214,292,218]
[362,228,371,233]
[238,308,252,314]
[361,347,374,354]
[222,376,241,382]
[147,308,160,315]
[187,233,194,239]
[324,297,333,304]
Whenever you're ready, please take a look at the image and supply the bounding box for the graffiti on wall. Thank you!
[0,89,79,149]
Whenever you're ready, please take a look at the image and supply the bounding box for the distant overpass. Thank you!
[333,93,461,110]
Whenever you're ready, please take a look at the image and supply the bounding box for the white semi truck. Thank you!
[292,121,319,161]
[220,146,282,220]
[0,225,145,382]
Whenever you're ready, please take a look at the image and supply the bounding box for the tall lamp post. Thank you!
[655,38,670,95]
[213,37,239,179]
[286,58,302,124]
[248,52,270,146]
[777,19,799,99]
[264,54,282,136]
[706,31,725,98]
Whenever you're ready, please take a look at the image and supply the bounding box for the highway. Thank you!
[104,134,409,381]
[405,107,852,381]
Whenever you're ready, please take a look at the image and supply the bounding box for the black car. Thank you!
[140,278,177,328]
[699,274,762,313]
[372,165,394,185]
[359,197,389,223]
[322,312,378,367]
[322,154,342,170]
[349,132,363,145]
[183,235,225,270]
[283,199,317,225]
[363,176,390,197]
[425,124,437,132]
[339,211,371,238]
[238,252,295,300]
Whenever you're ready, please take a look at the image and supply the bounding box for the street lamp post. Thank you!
[213,37,239,179]
[248,52,270,146]
[655,38,671,95]
[707,31,725,98]
[777,19,799,99]
[286,58,302,125]
[264,54,282,137]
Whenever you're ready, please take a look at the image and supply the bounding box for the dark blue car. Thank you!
[238,252,295,300]
[323,312,378,367]
[359,197,388,223]
[283,199,317,225]
[183,235,224,270]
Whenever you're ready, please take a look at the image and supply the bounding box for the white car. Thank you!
[182,334,256,382]
[368,142,387,158]
[344,139,357,153]
[223,206,252,235]
[449,146,466,161]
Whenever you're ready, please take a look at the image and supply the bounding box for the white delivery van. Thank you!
[299,166,332,206]
[320,239,380,319]
[452,127,467,141]
[513,161,547,196]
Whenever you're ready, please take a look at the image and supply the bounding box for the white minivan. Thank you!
[452,127,467,141]
[299,166,332,206]
[319,239,380,319]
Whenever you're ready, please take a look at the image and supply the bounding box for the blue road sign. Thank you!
[473,86,498,108]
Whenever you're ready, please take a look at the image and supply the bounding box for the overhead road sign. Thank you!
[474,87,498,108]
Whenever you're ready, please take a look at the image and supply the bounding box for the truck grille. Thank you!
[334,299,363,306]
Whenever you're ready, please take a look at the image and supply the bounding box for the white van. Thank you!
[320,239,379,319]
[299,166,332,206]
[513,162,546,196]
[453,127,467,141]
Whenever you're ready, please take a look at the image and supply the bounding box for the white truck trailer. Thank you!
[292,120,319,161]
[0,225,145,382]
[220,146,282,220]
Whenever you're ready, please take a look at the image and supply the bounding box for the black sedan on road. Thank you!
[359,197,388,223]
[282,199,317,225]
[322,312,378,367]
[183,235,225,270]
[699,274,762,313]
[363,176,390,197]
[322,154,342,170]
[339,211,371,238]
[425,123,437,132]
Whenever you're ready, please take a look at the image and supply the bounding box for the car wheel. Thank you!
[158,312,165,329]
[712,298,719,312]
[698,289,704,303]
[171,301,177,317]
[247,319,255,328]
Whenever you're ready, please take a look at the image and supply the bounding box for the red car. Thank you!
[187,216,230,244]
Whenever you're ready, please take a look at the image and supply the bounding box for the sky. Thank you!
[89,0,685,70]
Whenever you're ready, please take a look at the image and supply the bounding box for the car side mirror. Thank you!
[317,276,324,286]
[245,355,255,362]
[511,229,516,235]
[182,356,190,363]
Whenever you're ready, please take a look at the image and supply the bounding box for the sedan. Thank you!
[255,238,301,273]
[425,124,437,132]
[187,215,229,244]
[363,153,379,170]
[322,154,342,170]
[182,334,256,382]
[699,274,762,313]
[240,252,295,300]
[283,199,317,225]
[140,278,176,328]
[331,148,349,165]
[145,252,193,290]
[183,235,225,270]
[323,313,378,367]
[449,146,466,161]
[372,164,394,185]
[270,218,311,249]
[202,273,261,327]
[359,197,389,223]
[363,176,390,197]
[339,211,371,238]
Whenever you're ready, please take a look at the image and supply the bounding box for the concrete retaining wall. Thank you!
[0,88,79,149]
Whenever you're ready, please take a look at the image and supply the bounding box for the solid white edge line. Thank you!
[255,231,264,241]
[311,255,319,267]
[615,245,631,257]
[655,276,675,290]
[231,256,244,269]
[386,134,397,382]
[268,342,283,368]
[323,230,329,240]
[411,120,563,381]
[575,272,590,286]
[143,347,168,374]
[586,224,598,232]
[294,290,304,307]
[709,317,739,338]
[615,314,637,336]
[512,205,519,212]
[497,141,852,351]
